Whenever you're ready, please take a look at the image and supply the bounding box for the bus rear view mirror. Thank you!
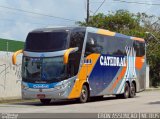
[63,47,78,64]
[12,49,23,65]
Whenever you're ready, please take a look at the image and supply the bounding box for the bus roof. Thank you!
[86,27,145,42]
[30,26,86,33]
[30,26,145,42]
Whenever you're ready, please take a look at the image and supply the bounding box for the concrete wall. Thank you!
[146,65,150,89]
[0,51,22,100]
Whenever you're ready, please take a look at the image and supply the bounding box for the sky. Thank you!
[0,0,159,41]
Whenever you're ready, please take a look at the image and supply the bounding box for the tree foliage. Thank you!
[77,10,160,87]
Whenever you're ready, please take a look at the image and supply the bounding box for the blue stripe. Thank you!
[89,54,125,96]
[27,82,59,89]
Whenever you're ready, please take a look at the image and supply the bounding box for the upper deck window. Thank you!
[25,31,68,52]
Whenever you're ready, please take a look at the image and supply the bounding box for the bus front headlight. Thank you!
[54,82,70,90]
[54,85,62,90]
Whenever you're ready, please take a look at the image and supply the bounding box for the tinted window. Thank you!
[25,32,68,52]
[67,29,85,77]
[70,31,85,50]
[85,33,127,56]
[133,41,145,57]
[67,31,85,76]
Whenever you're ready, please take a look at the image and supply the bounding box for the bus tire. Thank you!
[129,82,136,98]
[123,82,130,99]
[79,85,89,103]
[40,99,51,104]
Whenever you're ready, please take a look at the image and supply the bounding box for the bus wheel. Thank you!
[123,82,130,99]
[79,85,89,103]
[129,82,136,98]
[40,99,51,105]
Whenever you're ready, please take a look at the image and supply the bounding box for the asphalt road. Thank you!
[0,90,160,113]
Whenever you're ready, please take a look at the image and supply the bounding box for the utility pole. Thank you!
[86,0,89,23]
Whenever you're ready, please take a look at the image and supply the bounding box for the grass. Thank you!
[0,98,39,104]
[0,38,24,52]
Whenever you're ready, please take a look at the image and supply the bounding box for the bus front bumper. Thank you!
[22,78,75,100]
[22,88,70,99]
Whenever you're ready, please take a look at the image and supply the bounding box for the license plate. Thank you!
[37,94,45,99]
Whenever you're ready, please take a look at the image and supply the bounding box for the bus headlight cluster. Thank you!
[54,82,70,90]
[54,85,63,90]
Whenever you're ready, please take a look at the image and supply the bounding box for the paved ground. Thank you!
[0,90,159,113]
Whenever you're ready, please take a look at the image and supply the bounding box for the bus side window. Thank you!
[85,33,104,56]
[133,41,145,57]
[68,30,85,77]
[67,53,75,77]
[85,37,96,56]
[85,33,127,56]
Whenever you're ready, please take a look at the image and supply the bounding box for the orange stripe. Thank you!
[109,66,127,92]
[132,37,145,42]
[136,56,145,70]
[68,54,100,99]
[97,29,116,36]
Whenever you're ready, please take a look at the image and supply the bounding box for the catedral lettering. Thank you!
[100,56,126,67]
[12,27,146,104]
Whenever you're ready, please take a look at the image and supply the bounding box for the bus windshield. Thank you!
[22,56,66,83]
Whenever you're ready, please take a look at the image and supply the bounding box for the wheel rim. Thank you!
[131,84,135,96]
[81,89,87,100]
[125,84,129,97]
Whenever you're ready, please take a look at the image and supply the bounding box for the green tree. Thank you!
[140,13,160,86]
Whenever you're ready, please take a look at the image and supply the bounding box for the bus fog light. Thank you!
[59,91,65,96]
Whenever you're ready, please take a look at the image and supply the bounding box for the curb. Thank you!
[145,88,160,91]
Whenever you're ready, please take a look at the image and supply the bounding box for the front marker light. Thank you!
[21,84,25,89]
[21,83,28,89]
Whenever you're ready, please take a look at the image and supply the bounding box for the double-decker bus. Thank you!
[12,27,146,104]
